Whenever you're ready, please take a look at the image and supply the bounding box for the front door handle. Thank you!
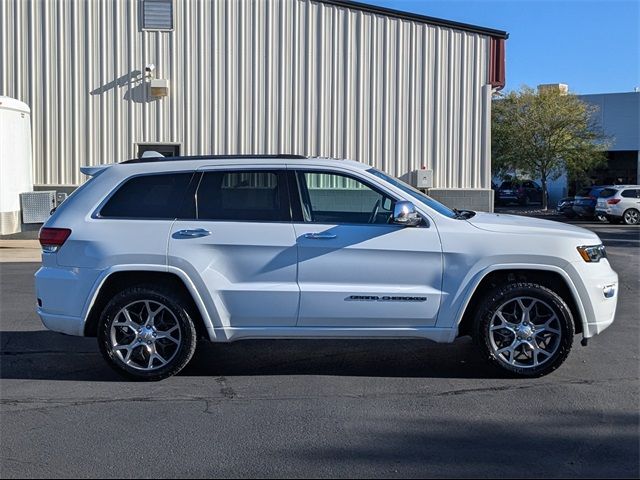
[175,228,211,238]
[304,232,337,240]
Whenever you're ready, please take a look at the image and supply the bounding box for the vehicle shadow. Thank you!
[0,330,505,381]
[183,337,505,379]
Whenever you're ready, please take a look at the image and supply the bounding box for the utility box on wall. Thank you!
[414,169,434,189]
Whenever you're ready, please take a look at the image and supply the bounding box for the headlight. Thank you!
[577,245,607,262]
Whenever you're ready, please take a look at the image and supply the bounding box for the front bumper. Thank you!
[565,259,618,338]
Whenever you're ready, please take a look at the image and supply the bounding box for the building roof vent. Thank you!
[142,0,173,31]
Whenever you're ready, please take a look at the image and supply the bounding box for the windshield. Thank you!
[367,168,457,219]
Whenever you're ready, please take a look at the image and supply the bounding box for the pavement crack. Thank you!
[433,377,638,397]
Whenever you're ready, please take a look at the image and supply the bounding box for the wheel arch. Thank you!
[83,267,215,340]
[456,266,585,339]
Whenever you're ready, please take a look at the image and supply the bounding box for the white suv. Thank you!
[36,156,619,380]
[596,186,640,225]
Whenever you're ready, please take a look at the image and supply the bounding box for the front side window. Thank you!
[296,171,395,224]
[100,173,194,219]
[196,170,290,222]
[367,168,457,218]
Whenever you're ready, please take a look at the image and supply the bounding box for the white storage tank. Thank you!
[0,96,33,235]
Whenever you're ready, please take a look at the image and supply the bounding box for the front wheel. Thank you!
[474,282,574,377]
[98,285,198,381]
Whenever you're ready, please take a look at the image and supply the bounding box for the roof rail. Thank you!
[121,154,308,164]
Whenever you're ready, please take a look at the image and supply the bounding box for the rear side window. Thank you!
[100,173,194,218]
[622,189,640,198]
[196,170,290,221]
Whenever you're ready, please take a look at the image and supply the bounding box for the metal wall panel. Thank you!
[0,0,493,188]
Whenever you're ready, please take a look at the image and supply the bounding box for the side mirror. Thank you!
[393,201,422,227]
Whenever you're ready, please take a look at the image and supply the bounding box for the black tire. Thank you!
[519,195,530,206]
[98,285,198,381]
[474,282,574,377]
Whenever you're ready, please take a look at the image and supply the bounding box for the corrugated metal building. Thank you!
[0,0,507,210]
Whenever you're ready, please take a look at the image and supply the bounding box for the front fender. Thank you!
[437,259,587,341]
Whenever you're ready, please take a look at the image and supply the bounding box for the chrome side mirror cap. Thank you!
[393,201,422,227]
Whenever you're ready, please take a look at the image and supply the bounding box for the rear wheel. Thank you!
[98,285,198,381]
[623,208,640,225]
[474,282,574,377]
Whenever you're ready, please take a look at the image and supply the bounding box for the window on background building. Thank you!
[142,0,173,31]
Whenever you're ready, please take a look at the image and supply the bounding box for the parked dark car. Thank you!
[496,180,544,205]
[572,186,612,218]
[557,197,576,217]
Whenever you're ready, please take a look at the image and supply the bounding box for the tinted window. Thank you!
[599,188,618,198]
[197,170,290,221]
[100,173,193,218]
[298,171,395,224]
[576,188,592,197]
[621,189,639,198]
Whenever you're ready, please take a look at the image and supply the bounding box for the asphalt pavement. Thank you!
[0,219,638,478]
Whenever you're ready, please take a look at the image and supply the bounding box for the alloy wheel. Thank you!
[623,209,639,225]
[489,296,562,369]
[109,300,182,371]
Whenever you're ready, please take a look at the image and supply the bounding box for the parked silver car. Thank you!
[596,186,640,225]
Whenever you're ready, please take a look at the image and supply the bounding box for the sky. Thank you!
[363,0,640,95]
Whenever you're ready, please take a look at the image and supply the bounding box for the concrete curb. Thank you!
[0,240,41,249]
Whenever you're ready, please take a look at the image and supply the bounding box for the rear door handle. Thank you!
[175,228,211,238]
[304,233,337,240]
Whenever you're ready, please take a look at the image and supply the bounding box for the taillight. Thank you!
[39,228,71,253]
[607,199,621,205]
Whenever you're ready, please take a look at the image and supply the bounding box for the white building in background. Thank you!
[0,0,508,211]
